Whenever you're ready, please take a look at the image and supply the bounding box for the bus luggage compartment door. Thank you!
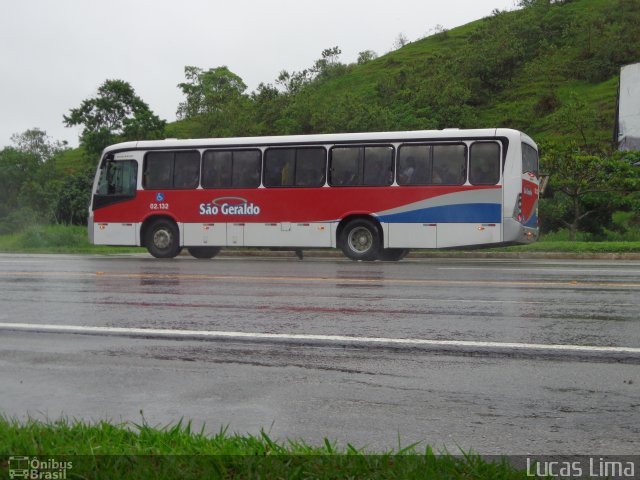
[183,223,226,246]
[388,223,437,248]
[227,223,244,246]
[93,222,137,245]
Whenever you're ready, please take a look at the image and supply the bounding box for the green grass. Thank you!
[489,240,640,254]
[0,417,532,479]
[0,224,144,254]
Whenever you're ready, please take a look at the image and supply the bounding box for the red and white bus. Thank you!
[89,129,539,260]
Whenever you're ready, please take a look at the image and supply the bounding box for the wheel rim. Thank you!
[347,226,373,254]
[153,228,172,250]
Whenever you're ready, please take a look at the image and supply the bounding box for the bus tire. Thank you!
[187,247,221,259]
[145,219,182,259]
[379,248,410,261]
[339,218,381,261]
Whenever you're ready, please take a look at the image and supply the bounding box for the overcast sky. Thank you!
[0,0,517,150]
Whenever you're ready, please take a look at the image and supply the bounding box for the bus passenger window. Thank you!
[144,152,173,189]
[173,151,200,189]
[264,149,295,187]
[363,146,393,186]
[233,150,261,188]
[202,151,232,188]
[295,148,326,187]
[143,150,200,190]
[202,150,260,188]
[432,144,466,185]
[469,142,500,185]
[330,147,361,186]
[398,145,431,185]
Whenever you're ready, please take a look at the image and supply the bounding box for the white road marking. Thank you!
[0,322,639,356]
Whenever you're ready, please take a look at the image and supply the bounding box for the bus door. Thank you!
[92,158,139,246]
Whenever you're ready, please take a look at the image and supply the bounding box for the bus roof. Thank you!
[103,128,534,155]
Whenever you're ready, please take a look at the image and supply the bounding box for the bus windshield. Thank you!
[97,159,137,196]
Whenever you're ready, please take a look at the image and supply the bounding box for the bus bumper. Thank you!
[503,218,539,244]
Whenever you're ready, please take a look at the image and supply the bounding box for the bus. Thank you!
[88,128,539,261]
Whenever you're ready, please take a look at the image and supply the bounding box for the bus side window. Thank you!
[469,142,500,185]
[330,147,361,186]
[233,150,261,188]
[398,145,431,185]
[264,148,295,187]
[363,146,393,186]
[295,148,326,187]
[202,149,260,188]
[173,151,200,189]
[144,152,173,189]
[432,144,466,185]
[202,151,232,188]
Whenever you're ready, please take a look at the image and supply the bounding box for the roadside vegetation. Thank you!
[0,0,638,247]
[1,224,638,255]
[0,417,532,479]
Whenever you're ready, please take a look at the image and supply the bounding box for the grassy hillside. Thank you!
[165,0,639,151]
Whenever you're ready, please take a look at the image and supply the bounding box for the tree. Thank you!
[63,79,166,158]
[10,128,67,162]
[393,33,409,50]
[54,167,95,225]
[311,47,345,79]
[0,147,39,218]
[357,50,378,65]
[176,66,248,120]
[541,143,640,239]
[550,91,604,149]
[175,66,253,137]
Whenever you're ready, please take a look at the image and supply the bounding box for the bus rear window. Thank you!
[522,143,538,176]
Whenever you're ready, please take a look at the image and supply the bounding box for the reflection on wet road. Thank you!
[1,254,639,348]
[0,253,639,454]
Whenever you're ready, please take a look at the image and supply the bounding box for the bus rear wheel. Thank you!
[187,247,221,259]
[339,218,381,261]
[145,219,182,258]
[378,248,410,261]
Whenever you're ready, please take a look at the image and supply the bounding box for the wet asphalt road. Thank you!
[0,253,639,454]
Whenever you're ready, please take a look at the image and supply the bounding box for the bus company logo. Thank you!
[199,197,261,216]
[8,456,73,479]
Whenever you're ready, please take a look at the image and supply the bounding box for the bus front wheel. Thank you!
[187,247,221,259]
[339,219,381,261]
[145,219,182,258]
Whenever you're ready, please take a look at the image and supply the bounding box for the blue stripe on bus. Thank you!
[524,212,538,228]
[377,203,502,223]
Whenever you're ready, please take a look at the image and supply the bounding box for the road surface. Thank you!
[0,253,638,454]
